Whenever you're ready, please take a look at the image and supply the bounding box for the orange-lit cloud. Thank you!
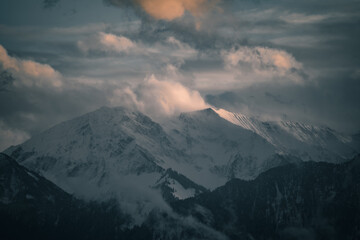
[136,0,218,21]
[211,46,306,88]
[78,32,136,54]
[0,45,62,88]
[224,46,302,73]
[110,75,209,117]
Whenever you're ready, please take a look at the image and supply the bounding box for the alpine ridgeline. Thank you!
[3,106,359,224]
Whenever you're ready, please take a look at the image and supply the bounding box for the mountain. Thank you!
[171,155,360,240]
[154,168,208,202]
[212,108,356,163]
[0,152,226,240]
[1,152,359,239]
[3,107,206,223]
[3,106,359,225]
[351,131,360,150]
[0,153,130,240]
[163,108,287,187]
[162,107,358,186]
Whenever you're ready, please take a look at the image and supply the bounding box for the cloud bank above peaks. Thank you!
[1,0,359,150]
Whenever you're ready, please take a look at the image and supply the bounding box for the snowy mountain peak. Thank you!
[212,107,247,124]
[178,108,219,122]
[3,106,359,224]
[208,107,357,161]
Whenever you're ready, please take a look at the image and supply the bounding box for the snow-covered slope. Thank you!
[3,106,358,224]
[163,108,286,187]
[3,107,199,223]
[213,108,356,162]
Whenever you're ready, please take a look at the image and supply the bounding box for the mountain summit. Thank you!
[4,106,359,224]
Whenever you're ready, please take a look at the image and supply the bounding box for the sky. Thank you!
[0,0,360,150]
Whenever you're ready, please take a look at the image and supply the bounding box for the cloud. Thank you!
[280,13,330,24]
[222,46,304,86]
[99,32,135,51]
[104,0,134,8]
[42,0,59,9]
[0,71,14,91]
[110,74,209,118]
[187,46,305,93]
[137,0,209,20]
[224,46,302,71]
[0,120,30,151]
[138,0,187,20]
[205,70,360,134]
[106,0,220,22]
[76,33,197,74]
[0,46,18,70]
[78,32,136,54]
[166,36,198,59]
[51,23,111,35]
[0,45,62,89]
[0,0,356,152]
[270,36,322,48]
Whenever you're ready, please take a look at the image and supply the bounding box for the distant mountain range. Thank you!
[1,152,359,239]
[1,106,359,239]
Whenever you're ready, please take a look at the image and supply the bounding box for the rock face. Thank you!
[1,152,360,239]
[0,153,129,240]
[172,155,360,240]
[0,153,227,240]
[3,106,359,225]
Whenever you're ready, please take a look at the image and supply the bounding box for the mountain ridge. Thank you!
[3,106,359,225]
[171,154,360,240]
[0,153,131,240]
[1,151,360,239]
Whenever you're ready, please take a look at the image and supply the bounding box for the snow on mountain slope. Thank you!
[162,108,295,187]
[3,106,358,224]
[213,108,357,162]
[3,107,197,223]
[154,168,208,202]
